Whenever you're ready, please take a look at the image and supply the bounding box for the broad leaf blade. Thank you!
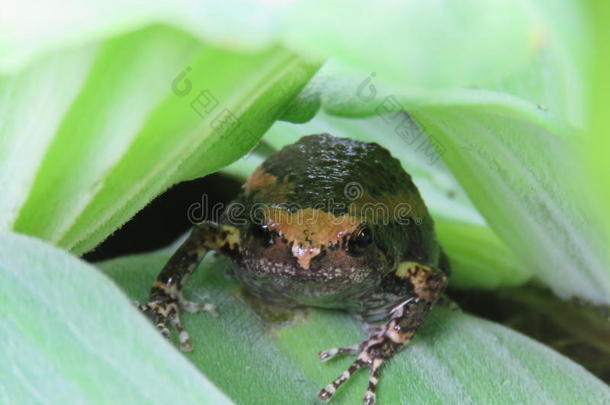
[101,246,610,404]
[11,26,201,242]
[4,25,318,254]
[0,46,97,229]
[2,0,538,92]
[410,99,609,302]
[584,1,610,281]
[435,219,529,289]
[0,231,232,404]
[279,0,537,90]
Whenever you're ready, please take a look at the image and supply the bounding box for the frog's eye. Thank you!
[249,223,273,247]
[348,226,373,256]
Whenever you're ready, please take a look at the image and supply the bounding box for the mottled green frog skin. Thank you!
[141,134,450,405]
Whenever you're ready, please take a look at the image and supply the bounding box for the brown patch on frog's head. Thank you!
[243,166,276,196]
[264,207,363,270]
[243,165,293,203]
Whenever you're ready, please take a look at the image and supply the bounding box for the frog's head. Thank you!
[226,134,439,296]
[237,205,400,286]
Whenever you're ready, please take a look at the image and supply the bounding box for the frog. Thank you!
[139,133,450,405]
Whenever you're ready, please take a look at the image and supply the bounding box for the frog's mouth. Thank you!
[230,233,390,307]
[230,253,383,308]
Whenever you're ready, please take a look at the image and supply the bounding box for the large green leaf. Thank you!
[1,25,318,254]
[410,98,608,303]
[0,45,97,229]
[279,0,537,91]
[285,0,587,127]
[100,243,610,404]
[0,231,232,404]
[2,0,538,89]
[224,113,531,290]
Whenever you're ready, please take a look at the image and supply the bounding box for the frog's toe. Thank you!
[318,344,360,362]
[139,298,193,352]
[318,357,365,401]
[317,344,386,404]
[169,313,193,352]
[156,320,171,340]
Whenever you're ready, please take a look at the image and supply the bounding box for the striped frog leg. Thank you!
[317,263,448,405]
[138,221,240,351]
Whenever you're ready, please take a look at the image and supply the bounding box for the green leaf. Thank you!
[280,0,587,126]
[280,0,538,90]
[584,1,610,276]
[0,230,232,404]
[410,98,608,303]
[100,245,610,404]
[224,113,531,290]
[2,25,318,254]
[435,219,530,290]
[2,0,538,89]
[0,45,97,229]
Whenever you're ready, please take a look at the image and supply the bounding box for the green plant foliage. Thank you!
[2,1,586,295]
[0,231,232,404]
[1,1,608,403]
[411,101,608,303]
[1,25,318,254]
[584,0,610,279]
[279,0,537,90]
[1,0,537,88]
[435,219,529,290]
[98,244,610,405]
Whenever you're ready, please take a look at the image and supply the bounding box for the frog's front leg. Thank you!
[139,221,239,351]
[318,263,448,405]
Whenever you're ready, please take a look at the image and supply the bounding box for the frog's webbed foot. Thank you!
[139,286,217,352]
[318,263,448,405]
[317,326,400,405]
[139,290,187,351]
[139,222,239,351]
